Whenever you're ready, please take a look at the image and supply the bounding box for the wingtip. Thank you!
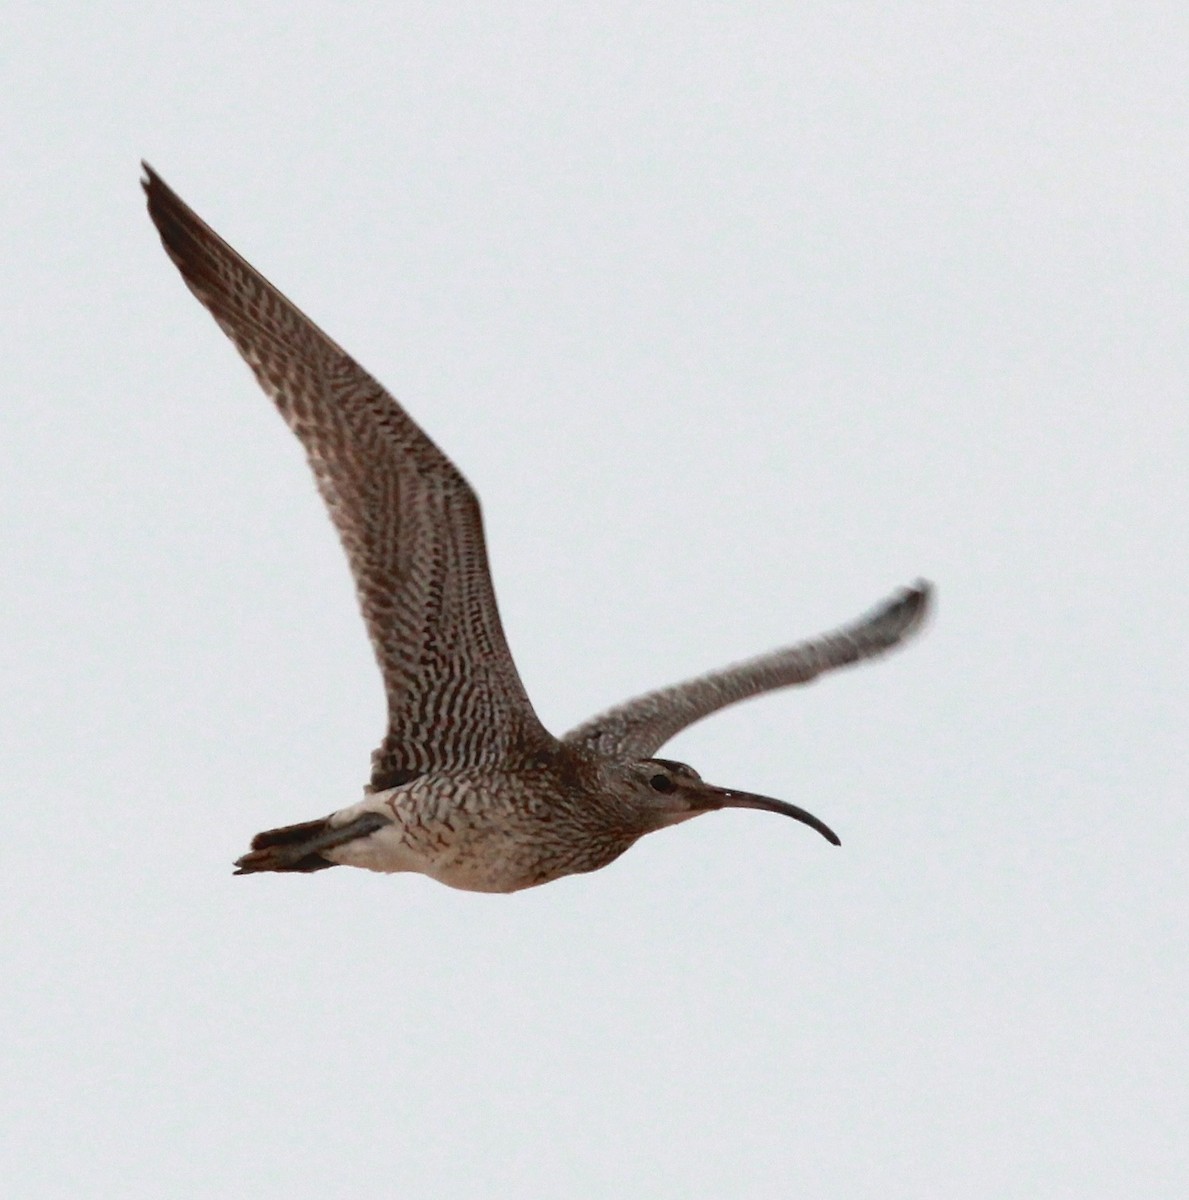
[852,577,933,652]
[140,163,184,219]
[898,578,934,627]
[905,577,932,601]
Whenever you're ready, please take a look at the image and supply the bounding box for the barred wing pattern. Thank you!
[565,583,931,760]
[143,166,551,789]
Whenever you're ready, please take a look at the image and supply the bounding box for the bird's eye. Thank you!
[649,774,677,794]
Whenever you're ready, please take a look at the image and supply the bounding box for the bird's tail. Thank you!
[233,812,391,875]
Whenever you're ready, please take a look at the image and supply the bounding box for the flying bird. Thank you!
[143,164,931,893]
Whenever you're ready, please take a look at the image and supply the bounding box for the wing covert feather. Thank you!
[143,166,551,786]
[565,583,931,759]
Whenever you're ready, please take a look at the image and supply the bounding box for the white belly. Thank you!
[322,787,560,893]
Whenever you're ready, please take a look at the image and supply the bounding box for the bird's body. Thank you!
[320,755,647,892]
[143,164,932,893]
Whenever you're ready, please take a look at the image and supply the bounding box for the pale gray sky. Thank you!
[3,4,1187,1197]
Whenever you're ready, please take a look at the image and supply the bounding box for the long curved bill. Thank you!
[709,786,841,846]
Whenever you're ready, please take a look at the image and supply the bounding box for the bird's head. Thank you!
[613,756,841,846]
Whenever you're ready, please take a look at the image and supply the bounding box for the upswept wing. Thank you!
[143,166,551,788]
[564,582,931,760]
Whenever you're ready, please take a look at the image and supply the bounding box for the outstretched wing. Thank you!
[564,582,931,759]
[143,165,552,788]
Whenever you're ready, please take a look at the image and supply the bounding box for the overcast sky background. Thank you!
[3,4,1187,1197]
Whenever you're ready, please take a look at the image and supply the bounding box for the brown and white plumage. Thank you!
[143,165,932,892]
[143,164,550,791]
[565,584,930,759]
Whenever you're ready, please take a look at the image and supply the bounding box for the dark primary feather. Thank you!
[565,582,931,759]
[142,165,552,787]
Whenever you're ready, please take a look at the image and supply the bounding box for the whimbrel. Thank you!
[143,165,931,893]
